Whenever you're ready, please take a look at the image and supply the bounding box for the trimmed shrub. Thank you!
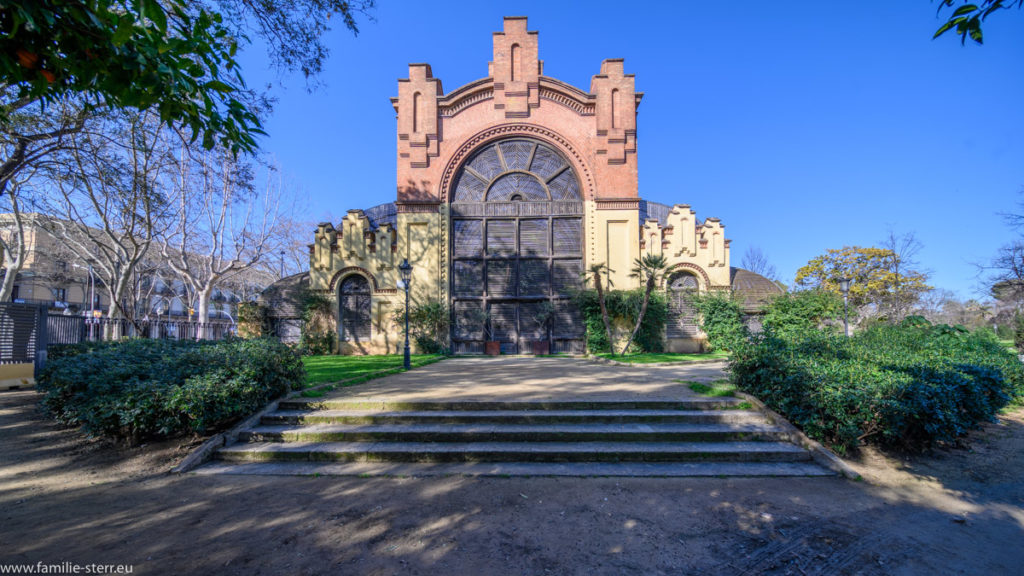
[575,289,666,353]
[689,291,747,352]
[731,320,1024,453]
[37,338,305,442]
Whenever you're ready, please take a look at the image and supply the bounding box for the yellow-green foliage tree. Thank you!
[795,246,932,322]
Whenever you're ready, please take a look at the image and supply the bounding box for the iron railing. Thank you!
[46,315,237,345]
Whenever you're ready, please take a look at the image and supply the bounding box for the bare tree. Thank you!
[982,189,1024,317]
[1,91,89,301]
[43,109,175,323]
[160,147,286,336]
[880,230,930,323]
[984,241,1024,311]
[740,245,778,281]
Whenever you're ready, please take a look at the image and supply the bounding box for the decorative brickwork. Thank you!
[307,16,750,355]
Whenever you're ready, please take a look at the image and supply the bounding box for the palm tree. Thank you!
[587,262,615,354]
[620,253,669,356]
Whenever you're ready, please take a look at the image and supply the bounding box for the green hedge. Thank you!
[730,321,1024,453]
[574,289,667,353]
[37,338,305,442]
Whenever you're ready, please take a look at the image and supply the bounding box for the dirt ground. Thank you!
[2,388,1022,575]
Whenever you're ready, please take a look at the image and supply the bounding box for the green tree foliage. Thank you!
[762,290,844,337]
[620,253,668,355]
[1015,313,1024,353]
[207,0,375,80]
[299,289,335,355]
[393,298,450,354]
[575,289,666,354]
[1,0,263,153]
[795,245,932,321]
[934,0,1022,45]
[586,262,616,353]
[237,301,269,338]
[688,291,748,352]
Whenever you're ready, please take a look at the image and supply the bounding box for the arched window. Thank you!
[412,92,421,133]
[666,272,700,338]
[611,88,620,129]
[339,275,371,342]
[511,44,520,82]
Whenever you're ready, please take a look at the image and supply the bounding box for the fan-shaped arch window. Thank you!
[339,275,371,342]
[666,272,701,339]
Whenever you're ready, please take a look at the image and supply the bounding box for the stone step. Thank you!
[194,460,836,478]
[240,422,786,443]
[277,398,745,412]
[260,409,768,427]
[216,440,813,464]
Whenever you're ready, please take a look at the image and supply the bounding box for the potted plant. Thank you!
[530,301,555,356]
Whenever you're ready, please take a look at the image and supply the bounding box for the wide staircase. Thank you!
[202,395,834,477]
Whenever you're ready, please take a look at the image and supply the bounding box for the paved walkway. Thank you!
[318,357,729,402]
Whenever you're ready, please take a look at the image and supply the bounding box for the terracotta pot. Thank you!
[531,341,550,356]
[484,341,501,356]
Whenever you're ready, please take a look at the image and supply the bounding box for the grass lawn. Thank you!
[301,354,445,387]
[594,351,729,364]
[683,379,736,397]
[1000,339,1017,353]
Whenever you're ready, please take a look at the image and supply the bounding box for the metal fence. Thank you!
[3,303,238,375]
[46,315,237,345]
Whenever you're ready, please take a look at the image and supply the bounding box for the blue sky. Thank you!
[237,1,1024,298]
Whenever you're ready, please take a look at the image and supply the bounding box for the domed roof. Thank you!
[730,267,784,312]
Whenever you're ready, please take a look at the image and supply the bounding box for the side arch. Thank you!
[664,262,712,291]
[328,266,382,293]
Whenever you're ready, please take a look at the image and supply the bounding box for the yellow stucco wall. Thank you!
[0,363,34,390]
[311,197,730,355]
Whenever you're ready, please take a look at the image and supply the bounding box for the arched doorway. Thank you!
[666,272,701,339]
[449,138,585,354]
[338,275,371,344]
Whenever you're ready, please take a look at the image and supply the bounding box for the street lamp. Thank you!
[838,277,852,337]
[398,258,413,370]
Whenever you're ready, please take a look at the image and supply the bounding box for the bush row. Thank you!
[730,320,1024,452]
[37,338,305,443]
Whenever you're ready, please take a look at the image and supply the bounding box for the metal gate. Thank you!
[666,272,701,338]
[0,303,47,373]
[450,138,586,354]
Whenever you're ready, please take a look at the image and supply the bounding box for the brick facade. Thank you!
[310,17,744,354]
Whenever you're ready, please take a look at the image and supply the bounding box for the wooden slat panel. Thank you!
[486,260,515,297]
[552,219,582,255]
[486,220,516,256]
[453,260,484,297]
[453,220,483,258]
[518,259,549,297]
[489,303,517,341]
[519,219,549,256]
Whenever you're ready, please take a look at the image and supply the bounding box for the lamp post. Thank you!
[838,277,852,337]
[398,258,413,370]
[279,250,285,279]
